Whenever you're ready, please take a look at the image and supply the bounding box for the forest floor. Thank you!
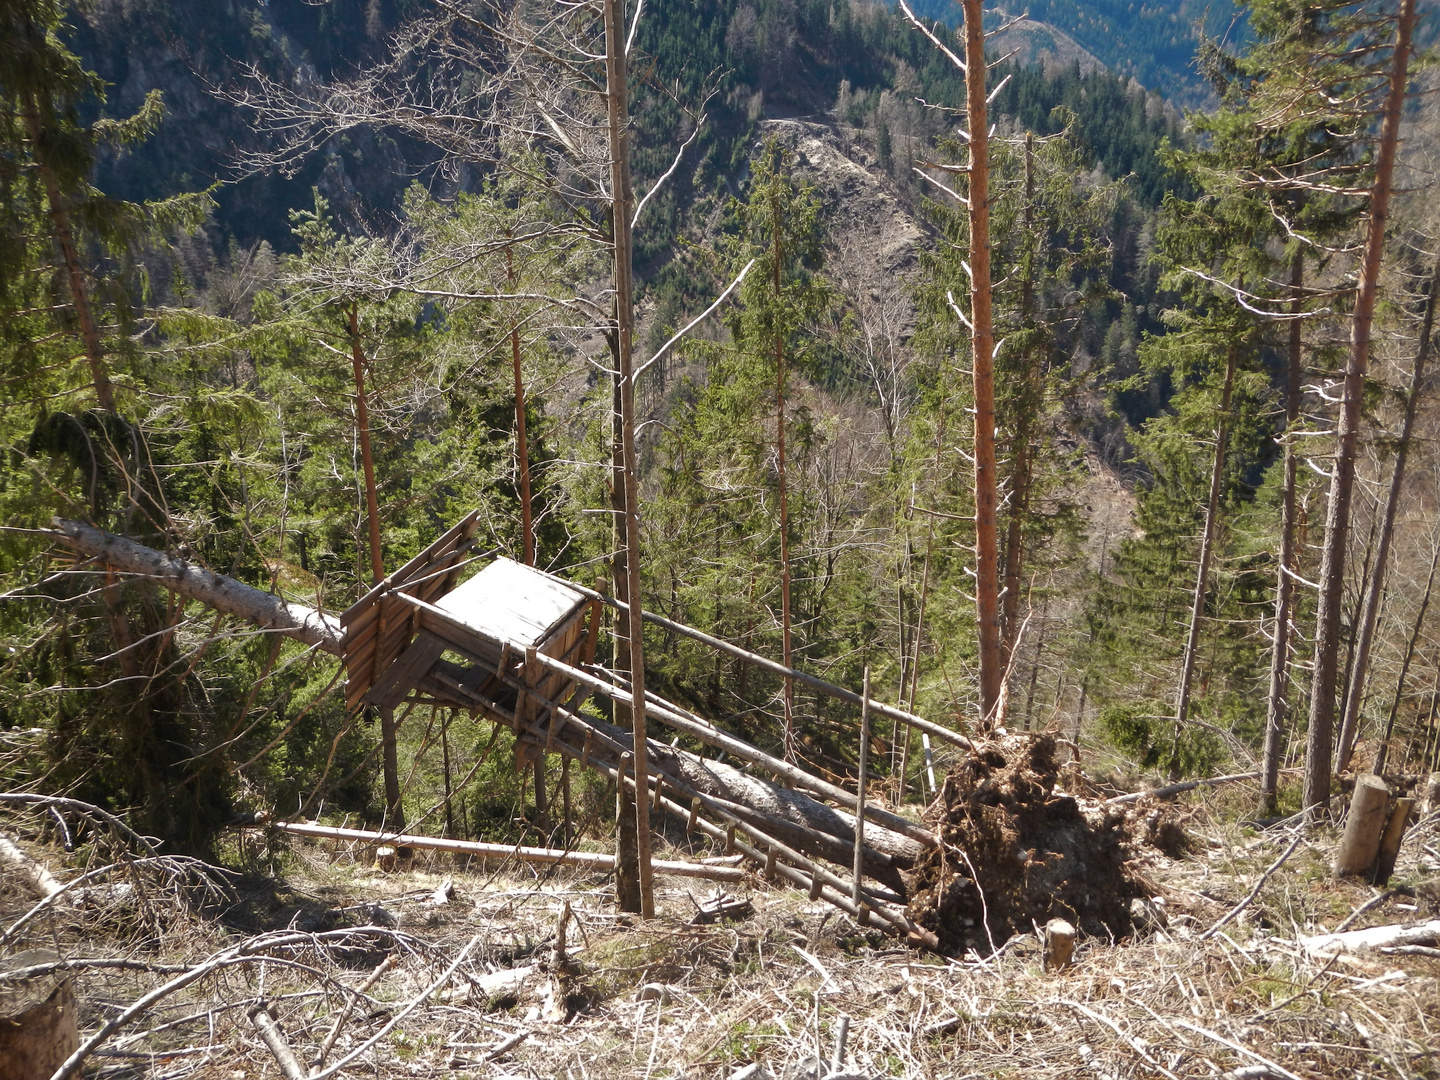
[3,782,1440,1080]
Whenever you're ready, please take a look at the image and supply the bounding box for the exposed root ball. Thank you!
[906,733,1144,955]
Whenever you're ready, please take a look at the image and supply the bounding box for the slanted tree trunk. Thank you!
[1001,133,1039,668]
[1172,346,1237,776]
[603,0,654,917]
[961,0,1003,725]
[1304,0,1415,817]
[1262,255,1306,813]
[50,519,343,653]
[1336,244,1440,772]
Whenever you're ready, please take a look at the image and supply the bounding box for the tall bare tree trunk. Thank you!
[507,238,535,567]
[960,0,1002,724]
[1262,255,1305,812]
[22,94,114,413]
[773,187,796,763]
[1336,245,1440,772]
[1172,347,1237,776]
[1304,0,1415,817]
[603,0,654,917]
[609,380,640,912]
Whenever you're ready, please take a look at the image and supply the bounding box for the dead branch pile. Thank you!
[907,733,1162,954]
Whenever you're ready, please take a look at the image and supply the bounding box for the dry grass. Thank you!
[2,797,1438,1080]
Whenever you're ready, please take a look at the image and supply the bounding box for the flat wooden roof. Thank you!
[436,557,587,649]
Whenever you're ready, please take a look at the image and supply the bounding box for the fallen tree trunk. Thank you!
[490,668,926,890]
[48,519,342,655]
[0,836,63,899]
[265,821,745,882]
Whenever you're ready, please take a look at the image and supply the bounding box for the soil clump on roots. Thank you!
[906,732,1151,955]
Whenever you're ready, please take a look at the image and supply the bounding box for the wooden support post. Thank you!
[562,755,573,849]
[725,823,736,854]
[581,730,593,769]
[1335,774,1391,877]
[651,775,663,813]
[380,707,405,830]
[525,647,549,834]
[853,666,870,905]
[1373,797,1414,886]
[808,873,823,901]
[686,796,701,833]
[764,846,777,880]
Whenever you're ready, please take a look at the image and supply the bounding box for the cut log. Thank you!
[49,519,342,655]
[1372,797,1414,887]
[0,952,78,1080]
[267,821,745,882]
[1302,919,1440,956]
[1334,774,1390,878]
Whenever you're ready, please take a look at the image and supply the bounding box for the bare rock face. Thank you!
[905,733,1149,956]
[756,118,923,318]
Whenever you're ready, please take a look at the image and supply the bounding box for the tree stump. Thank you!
[374,845,397,872]
[1373,797,1414,887]
[1043,918,1076,972]
[1334,774,1390,878]
[0,953,79,1080]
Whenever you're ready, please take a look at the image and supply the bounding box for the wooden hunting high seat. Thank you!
[338,512,602,740]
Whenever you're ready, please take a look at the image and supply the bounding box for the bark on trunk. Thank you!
[49,519,343,654]
[22,93,114,413]
[1305,0,1416,817]
[0,972,78,1080]
[1172,347,1237,776]
[1336,244,1440,772]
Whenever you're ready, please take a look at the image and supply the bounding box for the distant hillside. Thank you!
[909,0,1239,105]
[64,0,1189,256]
